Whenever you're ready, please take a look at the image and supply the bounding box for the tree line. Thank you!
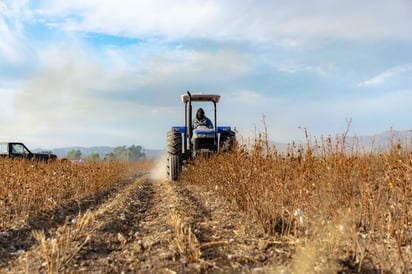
[66,145,145,161]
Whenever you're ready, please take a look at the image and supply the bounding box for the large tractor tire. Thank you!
[167,131,182,157]
[166,131,182,181]
[167,154,180,181]
[220,131,236,152]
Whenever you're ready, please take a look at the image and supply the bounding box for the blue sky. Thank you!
[1,0,411,150]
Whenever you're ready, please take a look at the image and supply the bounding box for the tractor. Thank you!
[166,92,235,181]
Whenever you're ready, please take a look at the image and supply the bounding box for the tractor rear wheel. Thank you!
[167,131,182,157]
[166,131,182,181]
[167,154,180,181]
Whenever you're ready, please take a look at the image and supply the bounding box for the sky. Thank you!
[0,0,411,150]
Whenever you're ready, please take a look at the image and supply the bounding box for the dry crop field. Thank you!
[0,133,411,273]
[0,159,148,229]
[184,133,412,273]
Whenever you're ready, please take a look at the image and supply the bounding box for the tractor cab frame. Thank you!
[166,91,235,181]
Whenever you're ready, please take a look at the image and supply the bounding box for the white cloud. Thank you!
[358,64,412,87]
[276,61,334,77]
[0,0,31,65]
[32,0,412,42]
[0,88,14,119]
[33,0,220,38]
[15,43,138,120]
[230,90,265,103]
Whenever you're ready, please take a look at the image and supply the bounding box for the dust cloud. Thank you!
[150,152,167,180]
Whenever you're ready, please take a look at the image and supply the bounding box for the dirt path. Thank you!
[1,173,294,273]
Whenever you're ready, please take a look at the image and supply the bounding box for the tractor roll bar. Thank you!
[184,91,219,153]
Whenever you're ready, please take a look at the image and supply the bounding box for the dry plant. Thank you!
[32,210,95,274]
[182,128,412,273]
[169,211,201,261]
[163,179,202,262]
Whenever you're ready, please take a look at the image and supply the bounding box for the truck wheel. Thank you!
[167,154,180,181]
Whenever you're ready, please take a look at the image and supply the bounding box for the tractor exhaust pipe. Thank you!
[213,101,218,151]
[186,91,193,155]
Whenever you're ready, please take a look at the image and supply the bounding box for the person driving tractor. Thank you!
[193,107,213,129]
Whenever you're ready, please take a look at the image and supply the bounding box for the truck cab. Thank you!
[0,142,57,161]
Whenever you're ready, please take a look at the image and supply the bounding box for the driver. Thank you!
[193,108,213,129]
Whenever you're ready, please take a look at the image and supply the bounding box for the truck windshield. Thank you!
[11,144,30,155]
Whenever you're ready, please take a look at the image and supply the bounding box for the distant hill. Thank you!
[347,130,412,152]
[33,146,164,159]
[268,130,412,153]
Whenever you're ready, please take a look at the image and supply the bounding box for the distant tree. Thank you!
[104,152,115,161]
[112,145,145,162]
[89,152,100,160]
[66,149,82,161]
[113,146,128,161]
[128,145,145,161]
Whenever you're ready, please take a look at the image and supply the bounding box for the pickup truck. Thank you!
[0,142,57,161]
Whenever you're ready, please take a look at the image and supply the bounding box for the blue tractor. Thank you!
[166,92,235,181]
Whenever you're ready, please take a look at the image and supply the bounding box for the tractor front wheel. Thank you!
[220,131,236,152]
